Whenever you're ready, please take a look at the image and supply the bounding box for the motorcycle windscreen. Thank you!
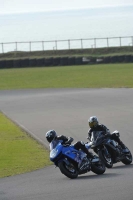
[50,140,63,151]
[50,141,63,161]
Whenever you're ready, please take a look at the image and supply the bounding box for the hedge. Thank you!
[0,55,133,69]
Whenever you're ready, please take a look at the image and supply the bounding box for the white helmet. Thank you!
[88,116,98,128]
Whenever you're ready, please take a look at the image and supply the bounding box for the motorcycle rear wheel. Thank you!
[98,150,113,168]
[91,161,106,175]
[58,161,78,179]
[121,150,132,165]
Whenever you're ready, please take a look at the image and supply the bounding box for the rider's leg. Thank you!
[74,141,94,158]
[111,133,126,149]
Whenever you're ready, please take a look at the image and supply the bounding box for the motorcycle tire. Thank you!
[121,150,132,165]
[91,161,106,175]
[98,150,113,168]
[58,161,78,179]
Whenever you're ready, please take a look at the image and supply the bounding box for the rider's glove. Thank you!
[64,137,74,145]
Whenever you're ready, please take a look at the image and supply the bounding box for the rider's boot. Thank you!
[81,145,94,159]
[87,151,95,159]
[119,141,129,153]
[85,149,95,159]
[120,142,126,148]
[115,137,127,152]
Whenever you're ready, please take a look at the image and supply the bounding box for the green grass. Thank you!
[0,63,133,177]
[0,63,133,89]
[0,113,52,178]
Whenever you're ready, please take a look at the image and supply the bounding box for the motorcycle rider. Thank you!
[87,116,126,150]
[46,129,94,159]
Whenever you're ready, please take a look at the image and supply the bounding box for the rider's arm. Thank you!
[87,129,92,141]
[101,124,111,135]
[57,135,73,144]
[57,135,68,142]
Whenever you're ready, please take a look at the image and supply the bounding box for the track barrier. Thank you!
[0,55,133,69]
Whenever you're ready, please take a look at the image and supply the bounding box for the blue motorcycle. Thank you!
[50,139,106,179]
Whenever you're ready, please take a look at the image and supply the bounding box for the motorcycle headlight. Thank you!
[50,149,59,158]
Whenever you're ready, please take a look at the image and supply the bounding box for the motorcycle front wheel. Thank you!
[98,149,113,168]
[58,161,78,179]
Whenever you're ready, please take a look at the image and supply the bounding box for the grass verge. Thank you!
[0,112,51,178]
[0,63,133,89]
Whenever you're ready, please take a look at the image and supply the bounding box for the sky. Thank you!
[1,0,133,14]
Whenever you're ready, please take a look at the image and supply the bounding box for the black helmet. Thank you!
[45,130,57,143]
[88,116,98,128]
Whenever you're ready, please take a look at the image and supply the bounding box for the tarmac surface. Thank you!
[0,88,133,200]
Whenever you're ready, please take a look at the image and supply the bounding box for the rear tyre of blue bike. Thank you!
[91,161,106,175]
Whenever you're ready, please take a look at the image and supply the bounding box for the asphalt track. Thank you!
[0,88,133,200]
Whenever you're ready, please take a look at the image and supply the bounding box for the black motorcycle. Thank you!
[88,131,132,168]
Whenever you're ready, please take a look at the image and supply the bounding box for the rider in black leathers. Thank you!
[87,116,126,150]
[46,130,94,158]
